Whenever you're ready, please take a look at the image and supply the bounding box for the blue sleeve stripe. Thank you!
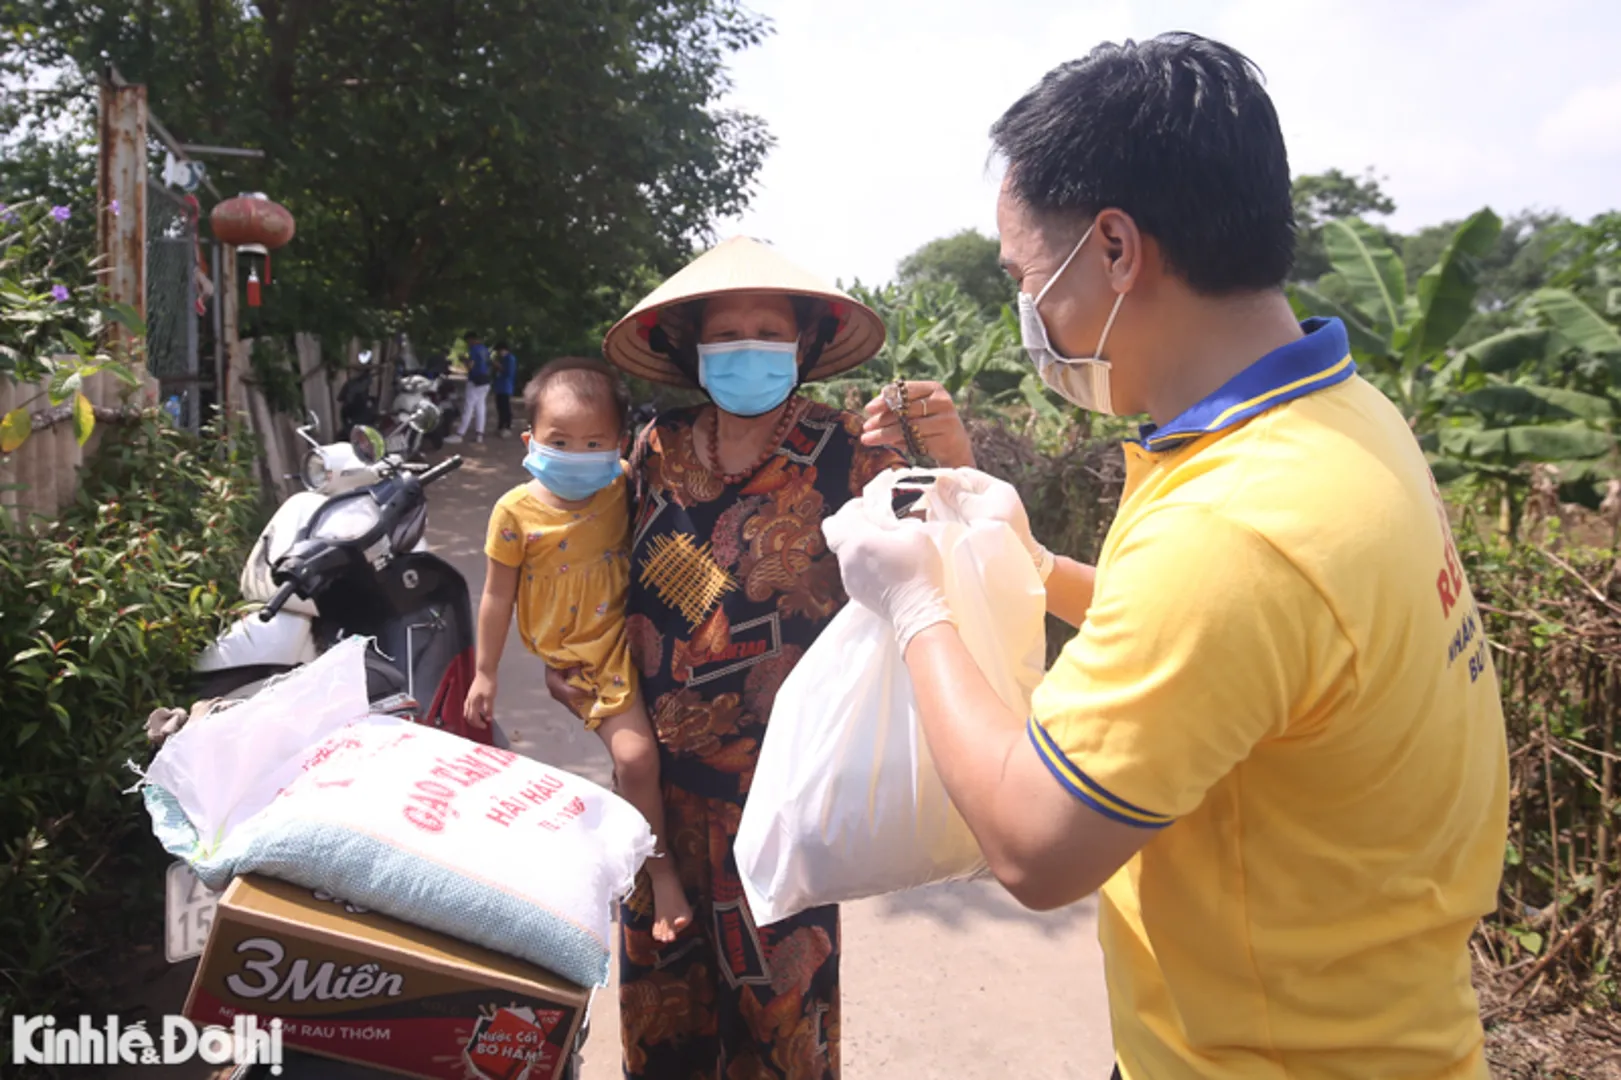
[1026,717,1174,830]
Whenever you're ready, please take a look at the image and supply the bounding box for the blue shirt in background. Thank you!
[493,351,518,396]
[466,343,492,385]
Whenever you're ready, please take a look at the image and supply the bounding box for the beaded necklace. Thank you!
[702,396,802,485]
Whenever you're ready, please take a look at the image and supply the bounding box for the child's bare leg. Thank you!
[594,699,692,943]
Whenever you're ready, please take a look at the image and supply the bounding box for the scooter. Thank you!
[382,372,445,458]
[337,370,379,433]
[165,420,597,1079]
[193,416,477,739]
[425,370,463,449]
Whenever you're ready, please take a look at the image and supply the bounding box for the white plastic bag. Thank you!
[735,469,1047,925]
[144,638,653,987]
[145,639,370,853]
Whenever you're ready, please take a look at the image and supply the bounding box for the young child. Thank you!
[464,357,692,942]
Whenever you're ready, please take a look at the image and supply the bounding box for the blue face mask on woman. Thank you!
[523,441,622,501]
[697,339,800,417]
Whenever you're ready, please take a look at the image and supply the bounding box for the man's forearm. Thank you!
[1045,556,1097,629]
[905,620,1143,910]
[903,624,1026,868]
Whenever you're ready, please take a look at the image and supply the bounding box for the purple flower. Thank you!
[0,204,15,224]
[51,285,70,302]
[109,199,120,217]
[51,205,70,222]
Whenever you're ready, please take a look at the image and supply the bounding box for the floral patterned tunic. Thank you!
[618,399,901,1080]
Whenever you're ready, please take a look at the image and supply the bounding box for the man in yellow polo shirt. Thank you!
[828,32,1508,1080]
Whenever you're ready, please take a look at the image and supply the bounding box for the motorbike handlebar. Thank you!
[259,581,299,622]
[418,456,463,486]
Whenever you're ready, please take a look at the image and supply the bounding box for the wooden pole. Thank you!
[221,243,240,422]
[97,78,147,368]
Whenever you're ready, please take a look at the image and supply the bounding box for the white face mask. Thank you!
[1016,222,1126,415]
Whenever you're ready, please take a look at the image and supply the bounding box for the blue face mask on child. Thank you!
[697,339,800,417]
[523,441,622,501]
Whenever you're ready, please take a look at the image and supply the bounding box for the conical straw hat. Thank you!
[602,236,885,388]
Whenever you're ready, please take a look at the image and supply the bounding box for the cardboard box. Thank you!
[184,875,591,1080]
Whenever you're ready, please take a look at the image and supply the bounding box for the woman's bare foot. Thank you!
[648,858,693,944]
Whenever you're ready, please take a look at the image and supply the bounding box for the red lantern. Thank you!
[211,193,294,301]
[210,193,295,249]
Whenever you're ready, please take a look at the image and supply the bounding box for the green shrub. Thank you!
[1,193,144,455]
[0,415,265,1037]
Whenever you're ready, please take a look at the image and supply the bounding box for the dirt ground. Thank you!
[429,433,1118,1079]
[1474,964,1621,1080]
[1483,1012,1621,1080]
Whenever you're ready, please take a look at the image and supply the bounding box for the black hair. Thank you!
[647,294,839,386]
[465,330,482,342]
[524,357,631,436]
[990,32,1295,294]
[495,341,510,351]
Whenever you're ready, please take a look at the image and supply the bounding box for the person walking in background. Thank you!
[492,341,519,439]
[447,331,493,444]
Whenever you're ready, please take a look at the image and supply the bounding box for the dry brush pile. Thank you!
[1460,525,1620,1023]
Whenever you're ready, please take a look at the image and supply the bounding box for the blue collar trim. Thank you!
[1135,318,1355,452]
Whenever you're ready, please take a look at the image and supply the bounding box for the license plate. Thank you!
[164,861,222,963]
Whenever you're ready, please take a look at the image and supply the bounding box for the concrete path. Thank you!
[429,430,1117,1079]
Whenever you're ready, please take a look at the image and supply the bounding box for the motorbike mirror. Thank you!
[295,410,322,451]
[351,425,386,465]
[408,401,442,435]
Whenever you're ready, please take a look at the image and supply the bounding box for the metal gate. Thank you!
[145,179,201,429]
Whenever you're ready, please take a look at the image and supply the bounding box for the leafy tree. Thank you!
[2,0,773,357]
[1290,168,1397,283]
[1550,210,1621,321]
[1293,167,1397,224]
[896,229,1013,315]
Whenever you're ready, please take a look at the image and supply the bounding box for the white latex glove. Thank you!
[823,492,954,652]
[931,468,1055,583]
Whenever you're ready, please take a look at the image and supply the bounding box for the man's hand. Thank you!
[464,673,496,729]
[861,380,976,469]
[823,494,953,651]
[545,664,593,720]
[932,469,1054,582]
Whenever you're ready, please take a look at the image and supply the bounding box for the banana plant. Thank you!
[1436,287,1621,519]
[1289,209,1621,533]
[1290,208,1502,425]
[845,279,1034,406]
[1439,287,1621,392]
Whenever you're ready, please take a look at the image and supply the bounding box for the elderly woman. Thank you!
[545,237,972,1078]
